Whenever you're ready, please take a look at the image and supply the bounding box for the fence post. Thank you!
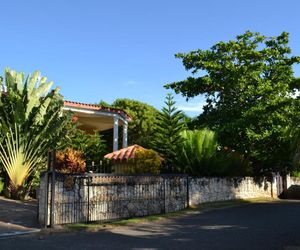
[270,175,273,198]
[186,175,189,208]
[163,176,166,213]
[87,176,90,222]
[44,151,52,228]
[49,150,56,228]
[44,171,49,228]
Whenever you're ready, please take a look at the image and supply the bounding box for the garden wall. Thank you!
[188,177,276,206]
[38,174,280,226]
[282,175,300,199]
[288,176,300,186]
[38,173,188,226]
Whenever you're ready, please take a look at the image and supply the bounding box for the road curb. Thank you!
[0,229,41,239]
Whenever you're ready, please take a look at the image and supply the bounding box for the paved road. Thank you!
[0,196,40,237]
[1,201,300,250]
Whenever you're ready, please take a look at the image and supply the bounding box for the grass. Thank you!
[66,197,276,232]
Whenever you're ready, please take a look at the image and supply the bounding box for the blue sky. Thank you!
[1,0,300,116]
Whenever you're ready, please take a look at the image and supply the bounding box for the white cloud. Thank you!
[177,102,206,113]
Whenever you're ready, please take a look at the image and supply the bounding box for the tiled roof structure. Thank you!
[64,100,132,121]
[104,144,146,161]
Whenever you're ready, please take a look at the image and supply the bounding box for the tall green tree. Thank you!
[152,94,186,169]
[166,31,300,173]
[0,68,67,199]
[101,98,159,149]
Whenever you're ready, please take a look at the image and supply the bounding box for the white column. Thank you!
[113,116,119,151]
[122,121,128,148]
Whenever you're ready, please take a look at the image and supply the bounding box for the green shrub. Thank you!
[122,149,162,174]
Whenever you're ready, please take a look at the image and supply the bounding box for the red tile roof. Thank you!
[64,100,132,121]
[104,145,146,161]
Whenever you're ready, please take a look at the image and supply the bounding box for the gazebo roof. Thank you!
[63,100,132,132]
[104,144,146,161]
[64,100,132,121]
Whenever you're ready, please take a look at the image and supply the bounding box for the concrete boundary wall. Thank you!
[188,177,276,206]
[38,174,281,226]
[288,176,300,187]
[38,173,188,226]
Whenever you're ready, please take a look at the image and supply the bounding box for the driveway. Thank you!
[1,200,300,249]
[0,196,40,237]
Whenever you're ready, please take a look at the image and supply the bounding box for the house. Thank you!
[63,101,132,151]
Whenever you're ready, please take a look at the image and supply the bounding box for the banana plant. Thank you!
[0,68,66,199]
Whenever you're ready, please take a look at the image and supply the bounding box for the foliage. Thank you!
[211,147,253,177]
[176,129,218,175]
[291,171,300,178]
[110,98,159,148]
[125,149,162,174]
[0,178,4,194]
[290,126,300,174]
[0,68,66,199]
[98,100,111,107]
[56,148,86,173]
[176,130,252,176]
[58,120,107,166]
[0,125,44,198]
[166,31,300,174]
[183,115,199,130]
[151,94,186,169]
[28,170,41,197]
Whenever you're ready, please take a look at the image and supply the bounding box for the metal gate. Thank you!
[44,172,188,226]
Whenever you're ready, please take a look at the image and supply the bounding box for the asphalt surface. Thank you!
[1,201,300,250]
[0,196,40,237]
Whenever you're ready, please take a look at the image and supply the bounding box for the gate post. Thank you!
[163,176,166,214]
[43,152,52,228]
[49,150,56,228]
[186,175,189,208]
[87,176,91,222]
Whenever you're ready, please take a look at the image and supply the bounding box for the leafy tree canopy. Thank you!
[98,100,111,107]
[166,31,300,173]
